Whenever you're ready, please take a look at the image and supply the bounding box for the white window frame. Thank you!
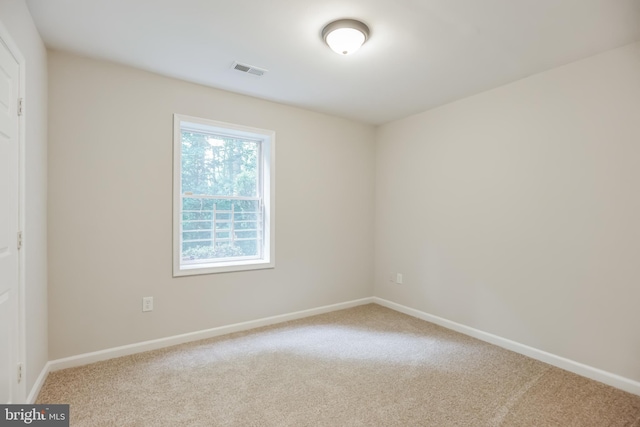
[173,114,275,276]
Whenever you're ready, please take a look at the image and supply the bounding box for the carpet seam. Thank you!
[488,367,551,427]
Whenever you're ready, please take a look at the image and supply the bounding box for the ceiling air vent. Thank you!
[231,61,268,77]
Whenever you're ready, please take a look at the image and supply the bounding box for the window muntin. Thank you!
[173,115,274,276]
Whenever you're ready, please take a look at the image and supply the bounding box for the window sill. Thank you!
[173,259,274,277]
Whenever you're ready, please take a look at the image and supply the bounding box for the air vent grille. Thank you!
[231,61,267,77]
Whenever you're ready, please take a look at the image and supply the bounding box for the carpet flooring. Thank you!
[37,304,640,426]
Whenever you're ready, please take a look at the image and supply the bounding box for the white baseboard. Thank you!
[37,295,640,398]
[48,297,374,372]
[26,362,51,403]
[373,297,640,396]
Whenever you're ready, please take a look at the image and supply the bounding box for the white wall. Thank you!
[375,42,640,382]
[47,51,375,359]
[0,0,48,396]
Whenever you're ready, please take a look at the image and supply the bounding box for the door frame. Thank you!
[0,19,27,404]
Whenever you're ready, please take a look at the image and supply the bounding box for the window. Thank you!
[173,114,275,276]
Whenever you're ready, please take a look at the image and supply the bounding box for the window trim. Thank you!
[173,114,275,277]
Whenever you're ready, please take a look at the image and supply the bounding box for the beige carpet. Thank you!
[37,304,640,426]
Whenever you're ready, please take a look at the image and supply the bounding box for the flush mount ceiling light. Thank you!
[322,19,370,56]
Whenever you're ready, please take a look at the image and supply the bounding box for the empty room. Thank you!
[1,0,639,425]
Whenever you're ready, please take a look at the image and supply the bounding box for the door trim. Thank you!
[0,18,27,404]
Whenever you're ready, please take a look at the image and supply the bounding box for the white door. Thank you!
[0,37,21,404]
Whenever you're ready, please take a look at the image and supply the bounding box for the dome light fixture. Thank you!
[322,19,370,56]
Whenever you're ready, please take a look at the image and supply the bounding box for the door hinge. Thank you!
[17,98,23,116]
[17,364,23,384]
[17,231,22,250]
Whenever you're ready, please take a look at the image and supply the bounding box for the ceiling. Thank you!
[26,0,640,125]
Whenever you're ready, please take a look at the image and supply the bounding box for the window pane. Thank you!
[181,197,262,264]
[181,131,259,197]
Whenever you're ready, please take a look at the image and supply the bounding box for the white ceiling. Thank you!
[26,0,640,125]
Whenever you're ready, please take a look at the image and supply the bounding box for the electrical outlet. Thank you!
[142,297,153,312]
[396,273,403,284]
